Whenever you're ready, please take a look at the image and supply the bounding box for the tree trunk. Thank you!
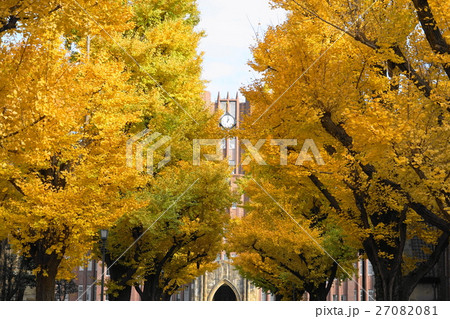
[109,285,132,301]
[372,266,404,301]
[305,262,337,301]
[141,274,164,301]
[161,292,172,301]
[35,268,58,301]
[309,291,328,301]
[307,282,329,301]
[400,232,450,300]
[16,287,25,301]
[32,243,61,301]
[105,252,136,301]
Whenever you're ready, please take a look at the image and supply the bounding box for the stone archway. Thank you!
[208,279,241,301]
[213,285,236,301]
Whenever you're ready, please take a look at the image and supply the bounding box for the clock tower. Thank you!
[169,92,273,301]
[213,92,250,218]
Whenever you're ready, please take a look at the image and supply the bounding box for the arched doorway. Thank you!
[212,284,237,301]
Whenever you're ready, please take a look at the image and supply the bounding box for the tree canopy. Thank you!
[0,0,226,301]
[236,0,449,300]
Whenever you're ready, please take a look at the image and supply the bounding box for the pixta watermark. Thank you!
[127,130,325,174]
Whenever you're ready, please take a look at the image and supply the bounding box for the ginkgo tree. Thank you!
[0,1,149,300]
[98,0,235,301]
[106,162,233,301]
[227,174,358,300]
[239,0,449,301]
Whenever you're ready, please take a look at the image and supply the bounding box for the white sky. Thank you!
[196,0,286,99]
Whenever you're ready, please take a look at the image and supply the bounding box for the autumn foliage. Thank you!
[1,0,449,302]
[234,0,449,300]
[0,0,230,301]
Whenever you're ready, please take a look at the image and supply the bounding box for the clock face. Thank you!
[220,114,235,129]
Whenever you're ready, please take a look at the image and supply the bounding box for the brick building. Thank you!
[326,260,376,301]
[68,260,105,301]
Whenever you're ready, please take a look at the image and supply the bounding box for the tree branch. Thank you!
[134,284,143,299]
[290,0,434,97]
[308,173,342,212]
[320,111,449,232]
[8,179,25,196]
[0,115,46,141]
[0,16,19,34]
[411,0,450,79]
[325,261,338,292]
[1,4,63,34]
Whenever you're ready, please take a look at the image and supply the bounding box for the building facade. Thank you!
[326,260,376,301]
[68,260,105,301]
